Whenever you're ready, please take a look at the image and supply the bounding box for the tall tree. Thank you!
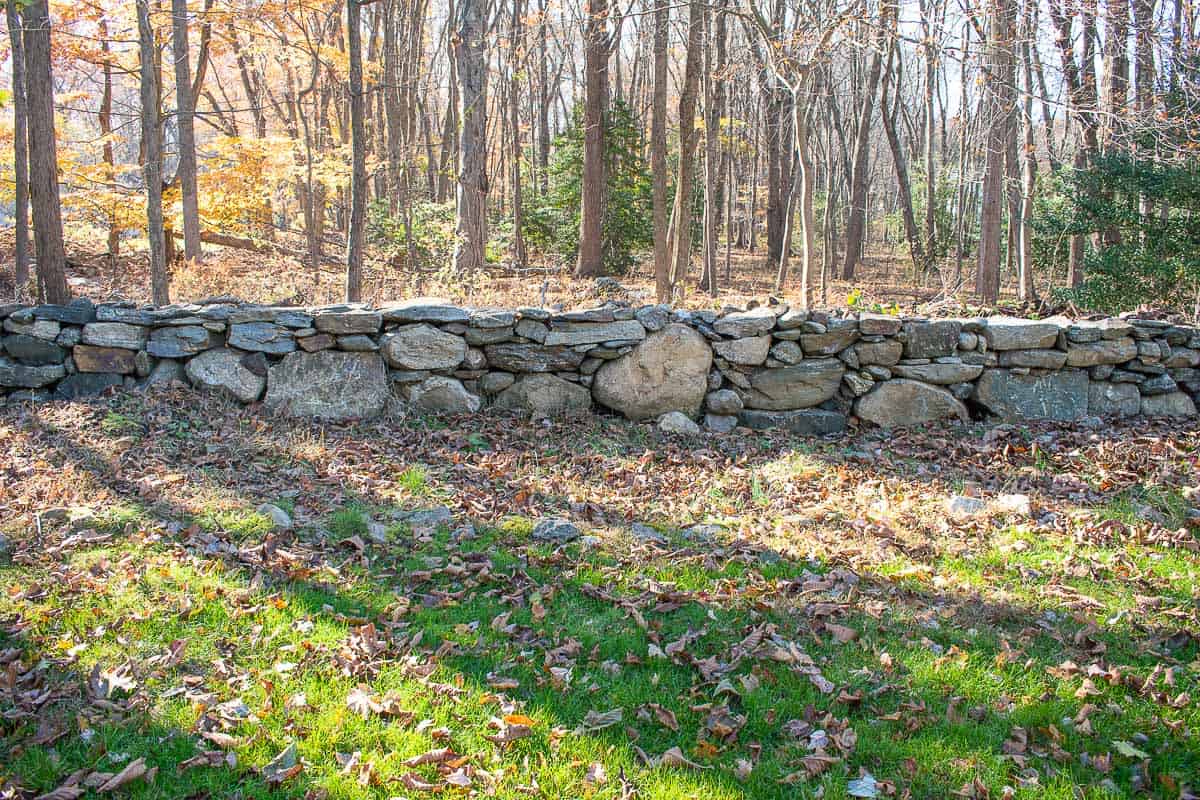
[21,0,69,303]
[576,0,610,277]
[346,0,366,301]
[667,0,704,293]
[976,0,1016,302]
[453,0,488,273]
[840,13,885,280]
[171,0,202,262]
[651,0,669,301]
[137,0,170,304]
[6,0,30,293]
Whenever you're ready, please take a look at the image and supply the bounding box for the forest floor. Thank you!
[2,387,1198,799]
[0,229,1047,316]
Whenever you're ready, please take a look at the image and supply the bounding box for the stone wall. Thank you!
[2,297,1197,431]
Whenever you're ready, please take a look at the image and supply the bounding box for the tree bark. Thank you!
[6,0,30,292]
[21,0,69,303]
[651,0,670,301]
[99,17,119,262]
[453,0,488,273]
[346,0,366,301]
[840,19,885,280]
[171,0,202,262]
[509,0,527,267]
[137,0,170,305]
[667,0,704,293]
[575,0,609,277]
[976,0,1015,303]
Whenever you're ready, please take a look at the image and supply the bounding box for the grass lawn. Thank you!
[1,389,1198,799]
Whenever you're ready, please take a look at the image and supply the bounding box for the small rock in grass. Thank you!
[532,517,580,543]
[631,522,668,545]
[992,493,1032,517]
[402,506,454,535]
[366,520,389,543]
[658,411,702,436]
[257,503,293,530]
[945,495,987,520]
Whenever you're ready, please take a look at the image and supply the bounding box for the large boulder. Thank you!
[147,325,216,358]
[494,374,591,418]
[264,350,389,420]
[592,323,712,420]
[407,376,481,415]
[82,322,147,350]
[713,335,771,365]
[713,306,777,338]
[2,334,65,365]
[902,321,961,359]
[228,322,296,354]
[740,359,844,410]
[800,320,860,356]
[855,379,968,428]
[0,356,65,388]
[1064,337,1138,367]
[185,348,266,404]
[382,324,467,370]
[972,368,1088,421]
[484,343,585,372]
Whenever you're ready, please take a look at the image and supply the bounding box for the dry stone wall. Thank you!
[2,297,1197,431]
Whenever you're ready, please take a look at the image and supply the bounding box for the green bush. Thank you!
[524,100,653,274]
[1042,155,1200,314]
[368,199,456,269]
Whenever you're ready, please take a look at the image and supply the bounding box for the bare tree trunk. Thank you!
[509,0,527,267]
[667,0,704,293]
[576,0,609,277]
[99,17,119,262]
[700,1,719,295]
[453,0,487,273]
[6,0,30,292]
[346,0,366,301]
[879,5,925,272]
[976,0,1015,303]
[840,18,885,280]
[171,0,201,262]
[1018,0,1038,301]
[920,0,939,265]
[22,0,69,303]
[651,0,669,301]
[137,0,169,305]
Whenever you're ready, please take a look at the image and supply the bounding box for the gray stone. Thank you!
[737,408,847,435]
[902,320,961,358]
[998,349,1068,369]
[532,518,580,544]
[81,322,145,350]
[958,331,979,351]
[484,343,585,372]
[381,323,467,370]
[144,359,185,387]
[2,334,65,365]
[298,333,335,352]
[1140,392,1197,417]
[891,361,984,384]
[1067,318,1134,342]
[658,411,702,436]
[0,357,66,388]
[1088,381,1141,417]
[800,320,860,356]
[705,389,743,414]
[1163,347,1199,368]
[147,325,215,358]
[55,327,82,347]
[592,324,712,420]
[858,313,902,336]
[30,299,95,325]
[464,327,513,346]
[843,372,874,396]
[854,339,902,366]
[961,350,999,367]
[94,305,158,325]
[1064,337,1137,367]
[775,308,808,330]
[704,413,738,433]
[713,335,771,365]
[462,347,487,370]
[982,317,1062,350]
[336,334,378,352]
[514,319,549,342]
[543,320,645,347]
[407,376,481,415]
[553,306,615,323]
[495,374,591,417]
[946,495,987,520]
[741,359,844,410]
[714,306,777,338]
[1137,340,1162,361]
[73,345,136,374]
[864,365,892,380]
[470,309,517,328]
[134,351,154,378]
[380,298,469,324]
[769,340,803,365]
[54,372,122,399]
[185,348,266,404]
[636,305,671,331]
[314,309,381,335]
[228,322,295,354]
[855,379,969,428]
[972,368,1088,421]
[4,317,60,339]
[517,307,552,322]
[1140,374,1178,395]
[265,350,389,420]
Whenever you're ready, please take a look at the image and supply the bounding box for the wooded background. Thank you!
[2,0,1198,314]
